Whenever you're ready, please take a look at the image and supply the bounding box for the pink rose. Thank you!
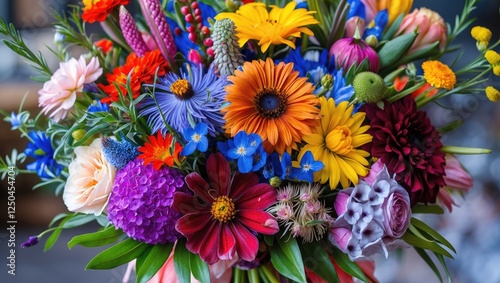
[381,185,411,238]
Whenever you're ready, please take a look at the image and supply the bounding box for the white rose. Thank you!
[63,138,116,215]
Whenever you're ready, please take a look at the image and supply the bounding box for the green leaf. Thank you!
[331,248,368,283]
[300,242,338,283]
[190,251,210,283]
[269,237,306,283]
[68,226,123,249]
[412,204,445,214]
[174,239,192,283]
[401,232,453,258]
[411,218,456,254]
[434,252,453,283]
[441,145,491,155]
[414,248,443,283]
[62,214,97,228]
[136,244,173,283]
[378,31,418,69]
[86,238,149,270]
[44,228,62,251]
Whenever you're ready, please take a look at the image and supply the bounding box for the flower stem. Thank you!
[260,265,280,283]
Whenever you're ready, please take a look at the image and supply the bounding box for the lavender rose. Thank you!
[382,185,410,238]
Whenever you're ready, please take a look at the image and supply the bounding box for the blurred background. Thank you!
[0,0,499,282]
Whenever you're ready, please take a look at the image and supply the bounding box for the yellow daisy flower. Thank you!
[422,60,456,90]
[215,2,319,53]
[299,97,372,189]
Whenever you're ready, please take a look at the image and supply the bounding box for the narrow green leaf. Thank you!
[86,238,149,270]
[411,218,456,254]
[300,242,338,283]
[62,214,96,228]
[174,239,191,283]
[269,237,306,283]
[49,213,69,227]
[401,233,453,258]
[414,248,443,283]
[136,244,173,283]
[68,226,123,249]
[434,252,453,283]
[331,248,368,283]
[441,145,491,155]
[190,251,210,283]
[44,228,62,251]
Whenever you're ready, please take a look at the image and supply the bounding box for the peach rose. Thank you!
[63,138,116,215]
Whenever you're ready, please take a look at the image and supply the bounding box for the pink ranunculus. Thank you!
[397,7,447,54]
[381,185,411,238]
[38,55,102,122]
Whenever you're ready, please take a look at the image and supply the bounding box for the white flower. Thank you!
[63,138,116,215]
[38,55,102,122]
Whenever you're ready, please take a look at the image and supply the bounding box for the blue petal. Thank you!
[194,122,208,136]
[181,141,197,156]
[196,136,209,152]
[237,155,253,174]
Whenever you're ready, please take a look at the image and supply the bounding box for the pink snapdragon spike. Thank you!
[119,6,150,57]
[172,153,279,264]
[397,7,447,54]
[329,29,380,73]
[139,0,177,62]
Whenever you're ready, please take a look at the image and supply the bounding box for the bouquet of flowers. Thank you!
[1,0,497,282]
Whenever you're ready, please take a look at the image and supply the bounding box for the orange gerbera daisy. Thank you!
[82,0,129,23]
[137,131,182,170]
[100,50,169,103]
[222,58,320,154]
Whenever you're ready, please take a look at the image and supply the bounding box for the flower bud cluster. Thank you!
[210,18,244,75]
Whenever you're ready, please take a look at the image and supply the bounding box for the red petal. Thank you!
[172,192,209,214]
[198,221,222,264]
[185,172,213,204]
[229,222,259,262]
[218,225,236,260]
[207,153,231,196]
[229,172,259,199]
[176,212,212,236]
[236,184,277,210]
[184,215,215,254]
[238,210,279,235]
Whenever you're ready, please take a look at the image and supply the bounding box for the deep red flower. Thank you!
[362,96,446,205]
[172,153,279,264]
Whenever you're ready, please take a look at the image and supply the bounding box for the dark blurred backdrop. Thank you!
[0,0,499,282]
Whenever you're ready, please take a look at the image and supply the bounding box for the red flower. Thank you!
[137,131,182,170]
[173,153,279,264]
[94,39,113,54]
[99,50,169,103]
[82,0,130,23]
[362,96,446,205]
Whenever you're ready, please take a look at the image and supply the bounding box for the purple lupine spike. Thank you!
[139,0,177,63]
[119,6,150,57]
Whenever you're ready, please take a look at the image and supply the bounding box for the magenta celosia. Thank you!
[172,153,279,264]
[139,0,176,61]
[119,6,150,57]
[362,96,446,205]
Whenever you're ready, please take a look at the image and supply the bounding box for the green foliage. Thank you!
[68,226,124,249]
[330,248,368,283]
[136,244,174,283]
[86,238,149,270]
[300,242,339,283]
[268,236,306,283]
[173,238,210,283]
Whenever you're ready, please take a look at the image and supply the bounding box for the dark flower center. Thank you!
[254,88,287,119]
[170,79,194,100]
[211,196,236,222]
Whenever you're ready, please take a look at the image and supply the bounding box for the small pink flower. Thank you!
[188,49,204,65]
[438,155,473,212]
[397,7,447,54]
[38,55,102,122]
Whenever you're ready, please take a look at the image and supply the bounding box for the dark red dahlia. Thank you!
[362,96,446,205]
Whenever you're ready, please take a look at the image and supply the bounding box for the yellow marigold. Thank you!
[471,26,492,42]
[485,50,500,65]
[422,60,456,90]
[485,86,500,102]
[493,65,500,76]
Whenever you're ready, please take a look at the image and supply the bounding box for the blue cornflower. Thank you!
[9,111,28,129]
[87,100,110,113]
[280,47,334,85]
[291,151,324,182]
[347,0,366,19]
[219,131,262,173]
[181,122,209,156]
[364,10,389,40]
[101,136,139,170]
[140,64,228,137]
[323,69,361,112]
[24,131,62,179]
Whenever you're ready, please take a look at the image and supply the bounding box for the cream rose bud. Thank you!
[63,138,116,215]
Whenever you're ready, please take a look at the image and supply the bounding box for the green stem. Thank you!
[248,268,260,283]
[260,265,280,283]
[388,80,426,103]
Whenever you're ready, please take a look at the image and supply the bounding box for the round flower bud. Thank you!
[321,74,333,89]
[485,50,500,65]
[486,86,500,102]
[353,71,388,103]
[471,26,492,43]
[269,176,282,187]
[494,65,500,76]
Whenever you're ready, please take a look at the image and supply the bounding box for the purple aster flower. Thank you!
[24,131,62,179]
[140,64,228,136]
[87,100,110,113]
[181,122,209,156]
[107,158,187,244]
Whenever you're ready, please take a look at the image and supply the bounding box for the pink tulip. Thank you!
[344,17,365,38]
[438,155,473,212]
[188,49,204,65]
[397,7,447,54]
[329,36,380,73]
